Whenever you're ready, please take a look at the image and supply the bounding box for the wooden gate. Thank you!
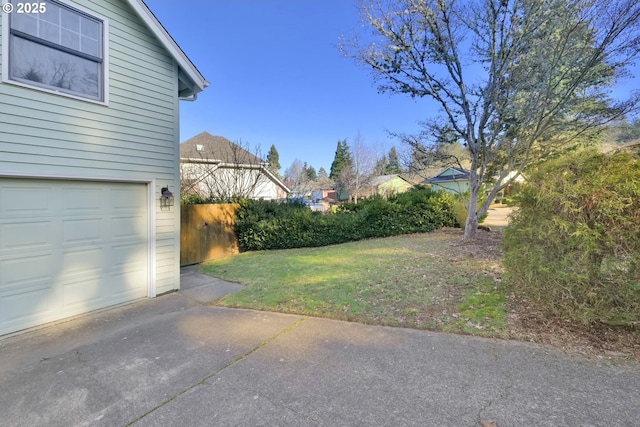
[180,204,239,266]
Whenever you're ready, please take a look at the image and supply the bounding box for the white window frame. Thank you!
[1,0,110,105]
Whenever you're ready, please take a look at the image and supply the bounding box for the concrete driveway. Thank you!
[1,267,638,426]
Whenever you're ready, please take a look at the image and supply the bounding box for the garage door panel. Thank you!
[109,281,146,301]
[61,248,103,277]
[2,187,52,210]
[110,244,147,297]
[1,221,52,251]
[0,179,149,336]
[62,276,103,308]
[62,218,104,244]
[62,187,103,212]
[0,183,59,218]
[111,243,146,265]
[1,287,52,325]
[1,254,53,292]
[112,215,146,240]
[111,187,144,211]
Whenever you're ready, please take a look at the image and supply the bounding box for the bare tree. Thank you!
[284,158,315,198]
[49,58,76,90]
[344,0,640,239]
[181,138,277,202]
[401,128,471,179]
[342,131,377,202]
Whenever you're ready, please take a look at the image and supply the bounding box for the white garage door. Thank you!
[0,179,149,336]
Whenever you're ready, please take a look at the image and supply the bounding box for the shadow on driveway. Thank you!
[1,267,638,426]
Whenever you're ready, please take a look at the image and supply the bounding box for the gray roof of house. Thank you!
[421,167,470,184]
[180,132,264,164]
[369,174,394,187]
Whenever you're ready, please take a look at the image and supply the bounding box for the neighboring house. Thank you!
[368,174,414,198]
[0,0,208,336]
[421,167,470,194]
[492,170,526,201]
[180,132,289,201]
[403,168,445,185]
[311,188,335,202]
[310,177,336,202]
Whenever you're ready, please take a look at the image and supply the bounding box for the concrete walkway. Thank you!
[1,268,638,426]
[483,206,514,228]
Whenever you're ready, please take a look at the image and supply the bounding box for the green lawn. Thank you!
[201,229,507,336]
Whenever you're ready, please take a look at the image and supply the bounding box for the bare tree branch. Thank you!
[181,139,282,202]
[343,0,640,239]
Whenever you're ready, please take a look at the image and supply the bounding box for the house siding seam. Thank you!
[0,0,183,294]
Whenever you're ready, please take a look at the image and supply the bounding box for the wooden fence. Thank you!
[180,203,239,266]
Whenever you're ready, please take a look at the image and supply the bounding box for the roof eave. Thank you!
[129,0,210,94]
[261,167,291,193]
[180,157,291,193]
[180,157,221,164]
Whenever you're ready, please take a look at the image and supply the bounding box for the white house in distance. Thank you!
[180,132,290,201]
[0,0,208,336]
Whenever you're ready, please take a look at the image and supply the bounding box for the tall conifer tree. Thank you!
[386,146,402,174]
[266,144,281,177]
[330,139,352,179]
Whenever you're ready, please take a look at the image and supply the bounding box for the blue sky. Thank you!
[145,0,639,174]
[145,0,429,173]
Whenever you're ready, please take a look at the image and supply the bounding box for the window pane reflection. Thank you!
[10,37,100,99]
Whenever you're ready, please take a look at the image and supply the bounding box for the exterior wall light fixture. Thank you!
[160,186,175,208]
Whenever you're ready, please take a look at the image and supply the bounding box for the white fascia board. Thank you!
[261,166,291,193]
[181,159,264,169]
[181,157,222,164]
[217,162,263,169]
[129,0,209,93]
[180,159,291,193]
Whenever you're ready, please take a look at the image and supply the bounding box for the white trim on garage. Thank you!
[148,178,157,298]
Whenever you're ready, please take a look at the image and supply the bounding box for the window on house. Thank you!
[8,0,105,101]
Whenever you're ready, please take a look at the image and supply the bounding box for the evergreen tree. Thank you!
[409,145,430,172]
[374,156,388,175]
[318,167,328,179]
[329,139,352,179]
[385,146,402,174]
[266,144,281,176]
[306,165,318,181]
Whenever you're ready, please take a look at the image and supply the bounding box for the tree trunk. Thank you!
[463,201,479,240]
[463,173,481,241]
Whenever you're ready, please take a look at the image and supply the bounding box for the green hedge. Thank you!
[503,149,640,325]
[235,188,458,251]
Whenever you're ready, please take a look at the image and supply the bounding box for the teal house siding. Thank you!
[0,0,208,333]
[430,181,470,194]
[422,167,470,195]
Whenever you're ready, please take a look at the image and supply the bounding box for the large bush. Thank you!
[503,149,640,325]
[235,188,457,251]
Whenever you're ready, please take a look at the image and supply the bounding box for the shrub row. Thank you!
[503,149,640,325]
[234,188,458,251]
